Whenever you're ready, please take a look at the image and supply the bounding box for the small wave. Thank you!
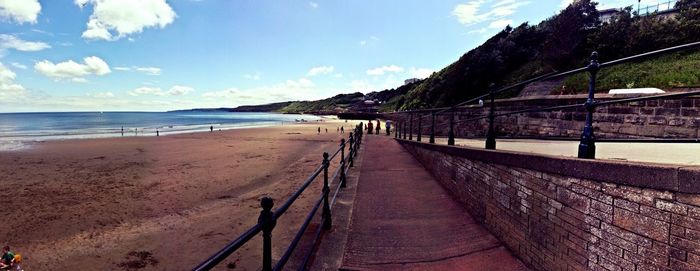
[0,140,29,151]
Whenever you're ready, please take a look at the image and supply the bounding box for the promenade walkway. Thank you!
[340,135,528,270]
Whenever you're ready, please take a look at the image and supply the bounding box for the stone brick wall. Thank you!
[385,92,700,139]
[398,139,700,271]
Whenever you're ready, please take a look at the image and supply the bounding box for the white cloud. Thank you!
[244,73,261,80]
[34,56,111,82]
[129,85,194,96]
[10,62,26,69]
[366,65,404,76]
[409,67,434,79]
[0,62,25,99]
[359,36,380,47]
[307,66,334,76]
[201,78,319,106]
[452,1,529,26]
[0,0,41,24]
[87,92,115,98]
[76,0,176,41]
[202,88,240,98]
[114,66,161,75]
[135,66,160,75]
[334,73,343,78]
[285,78,315,88]
[452,1,483,25]
[309,2,318,8]
[168,85,194,95]
[0,34,50,55]
[489,19,512,29]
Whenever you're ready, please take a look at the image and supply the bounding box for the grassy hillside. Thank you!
[560,50,700,94]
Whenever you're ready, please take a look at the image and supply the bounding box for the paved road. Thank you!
[341,135,528,270]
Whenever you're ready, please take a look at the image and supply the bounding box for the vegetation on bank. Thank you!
[561,50,700,94]
[231,0,700,113]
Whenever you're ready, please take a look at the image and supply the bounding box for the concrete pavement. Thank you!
[340,135,528,270]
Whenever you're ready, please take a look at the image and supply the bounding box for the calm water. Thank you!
[0,112,320,150]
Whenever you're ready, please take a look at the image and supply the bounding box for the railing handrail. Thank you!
[389,41,700,159]
[193,123,366,271]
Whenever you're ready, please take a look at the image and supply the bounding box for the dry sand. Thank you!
[0,118,362,270]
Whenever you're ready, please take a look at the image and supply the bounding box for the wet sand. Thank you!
[0,119,361,270]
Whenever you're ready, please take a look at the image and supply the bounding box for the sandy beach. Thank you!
[0,118,361,270]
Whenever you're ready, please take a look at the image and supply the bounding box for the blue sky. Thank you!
[0,0,663,112]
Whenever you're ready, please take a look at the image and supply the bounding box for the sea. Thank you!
[0,111,321,151]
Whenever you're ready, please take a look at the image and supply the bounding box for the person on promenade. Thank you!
[0,246,14,270]
[386,120,391,135]
[367,121,374,134]
[317,127,321,134]
[341,126,344,134]
[325,128,328,133]
[375,120,381,134]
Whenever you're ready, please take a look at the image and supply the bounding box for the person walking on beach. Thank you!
[121,126,124,136]
[318,127,321,134]
[210,125,213,132]
[341,126,344,134]
[325,128,328,133]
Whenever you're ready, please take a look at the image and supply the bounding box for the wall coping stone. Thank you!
[397,138,700,193]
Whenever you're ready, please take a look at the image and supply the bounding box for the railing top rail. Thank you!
[273,164,324,219]
[193,224,263,271]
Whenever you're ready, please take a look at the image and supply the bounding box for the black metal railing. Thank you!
[390,41,700,159]
[193,123,365,271]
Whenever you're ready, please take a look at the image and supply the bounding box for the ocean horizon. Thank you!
[0,111,322,151]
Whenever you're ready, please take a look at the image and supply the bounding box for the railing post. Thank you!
[402,119,407,139]
[258,197,276,271]
[340,139,347,188]
[409,113,413,140]
[394,120,398,138]
[417,113,422,142]
[578,51,600,159]
[448,110,455,146]
[349,133,355,168]
[430,112,435,144]
[485,83,497,150]
[321,152,332,230]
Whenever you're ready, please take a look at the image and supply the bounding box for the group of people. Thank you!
[317,126,347,134]
[366,120,389,135]
[0,246,21,271]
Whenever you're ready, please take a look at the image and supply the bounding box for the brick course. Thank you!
[399,139,700,271]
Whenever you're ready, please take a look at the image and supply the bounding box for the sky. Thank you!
[0,0,669,112]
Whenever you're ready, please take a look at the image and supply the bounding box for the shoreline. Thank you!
[0,118,360,270]
[0,114,338,152]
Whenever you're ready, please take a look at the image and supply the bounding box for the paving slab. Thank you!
[341,135,529,270]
